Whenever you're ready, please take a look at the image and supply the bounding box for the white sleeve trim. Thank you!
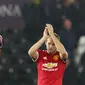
[30,51,39,62]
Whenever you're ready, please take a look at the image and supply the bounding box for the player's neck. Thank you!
[47,50,57,55]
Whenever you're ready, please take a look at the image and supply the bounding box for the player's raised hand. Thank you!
[46,24,54,35]
[43,27,49,40]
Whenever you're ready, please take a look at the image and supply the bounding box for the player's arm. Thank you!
[46,24,68,61]
[28,28,49,60]
[0,35,3,56]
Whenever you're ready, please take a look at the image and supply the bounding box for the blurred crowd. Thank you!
[0,0,85,85]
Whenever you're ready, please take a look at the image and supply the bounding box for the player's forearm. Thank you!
[28,37,46,55]
[0,44,2,56]
[50,33,68,56]
[0,35,3,56]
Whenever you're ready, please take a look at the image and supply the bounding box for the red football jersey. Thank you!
[32,50,67,85]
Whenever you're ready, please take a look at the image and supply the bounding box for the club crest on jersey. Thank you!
[53,55,59,61]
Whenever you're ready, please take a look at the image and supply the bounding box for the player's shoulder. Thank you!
[55,51,60,55]
[55,51,67,64]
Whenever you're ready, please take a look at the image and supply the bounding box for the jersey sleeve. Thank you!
[30,50,43,63]
[30,51,39,62]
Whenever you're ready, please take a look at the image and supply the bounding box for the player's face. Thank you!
[45,37,56,54]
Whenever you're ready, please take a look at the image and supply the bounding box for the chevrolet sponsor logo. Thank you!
[42,63,58,69]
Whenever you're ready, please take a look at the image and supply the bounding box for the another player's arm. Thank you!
[0,35,3,56]
[46,24,68,61]
[28,28,49,59]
